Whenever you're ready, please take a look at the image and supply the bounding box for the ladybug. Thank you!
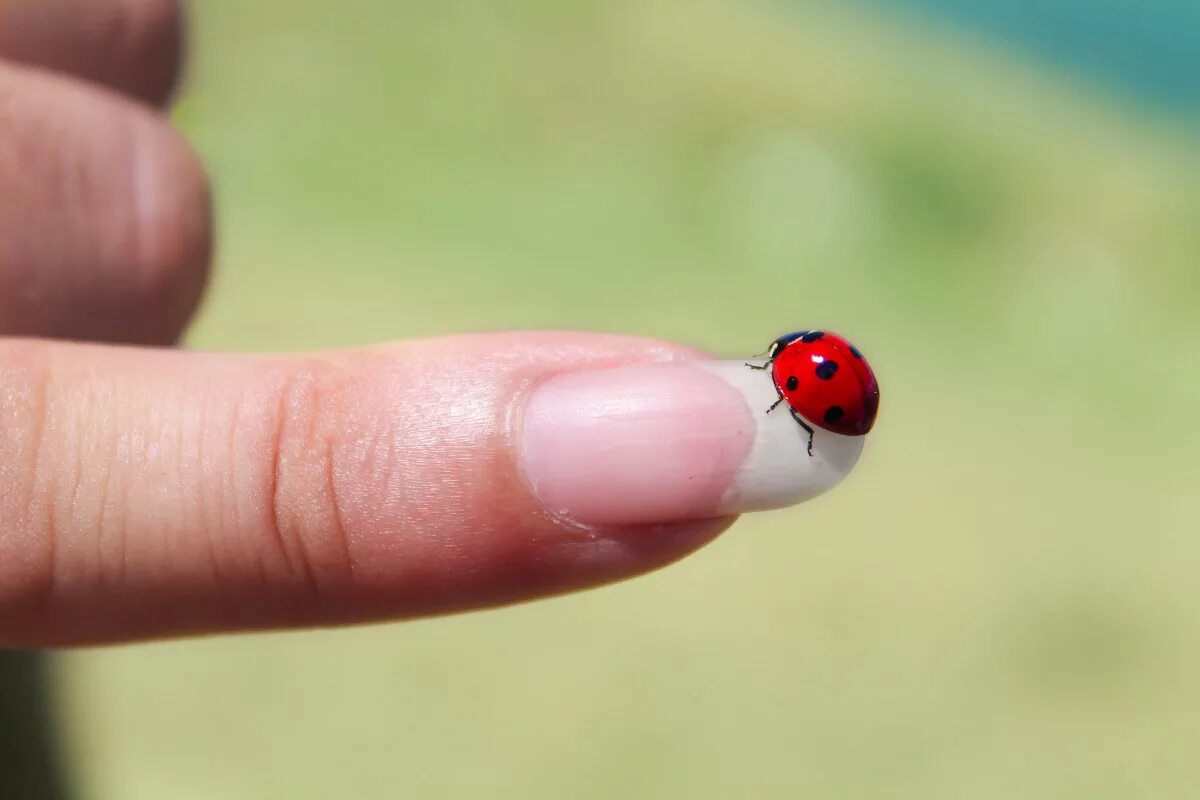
[746,330,880,456]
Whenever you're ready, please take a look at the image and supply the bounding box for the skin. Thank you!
[0,0,737,648]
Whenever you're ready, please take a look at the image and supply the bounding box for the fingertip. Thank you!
[518,360,866,529]
[520,364,755,527]
[0,0,185,106]
[0,63,212,343]
[130,115,213,342]
[702,360,865,515]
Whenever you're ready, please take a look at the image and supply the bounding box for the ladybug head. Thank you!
[768,330,824,359]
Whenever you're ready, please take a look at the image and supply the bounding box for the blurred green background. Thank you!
[58,0,1200,797]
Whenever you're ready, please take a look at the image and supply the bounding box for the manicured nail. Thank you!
[520,361,865,527]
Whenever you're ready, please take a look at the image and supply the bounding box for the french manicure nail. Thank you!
[520,361,865,527]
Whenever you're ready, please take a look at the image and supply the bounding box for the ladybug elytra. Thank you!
[746,330,880,456]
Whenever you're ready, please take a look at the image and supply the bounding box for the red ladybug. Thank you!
[747,330,880,455]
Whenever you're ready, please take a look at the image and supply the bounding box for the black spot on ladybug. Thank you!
[815,360,839,380]
[849,346,863,359]
[801,331,825,343]
[824,405,845,424]
[786,376,798,391]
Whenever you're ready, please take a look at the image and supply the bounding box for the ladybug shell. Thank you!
[769,331,879,436]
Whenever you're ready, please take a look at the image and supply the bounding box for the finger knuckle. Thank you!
[262,363,356,601]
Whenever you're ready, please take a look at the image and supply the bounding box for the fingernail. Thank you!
[520,361,865,527]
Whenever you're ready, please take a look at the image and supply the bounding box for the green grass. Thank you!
[60,1,1200,797]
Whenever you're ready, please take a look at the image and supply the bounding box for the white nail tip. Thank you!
[701,360,865,515]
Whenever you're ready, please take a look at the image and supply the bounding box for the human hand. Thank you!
[0,2,864,647]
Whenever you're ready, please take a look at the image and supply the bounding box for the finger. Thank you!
[0,60,210,344]
[0,333,863,646]
[0,0,183,106]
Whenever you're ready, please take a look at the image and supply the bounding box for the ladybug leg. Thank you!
[765,395,785,414]
[789,409,816,457]
[745,361,770,371]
